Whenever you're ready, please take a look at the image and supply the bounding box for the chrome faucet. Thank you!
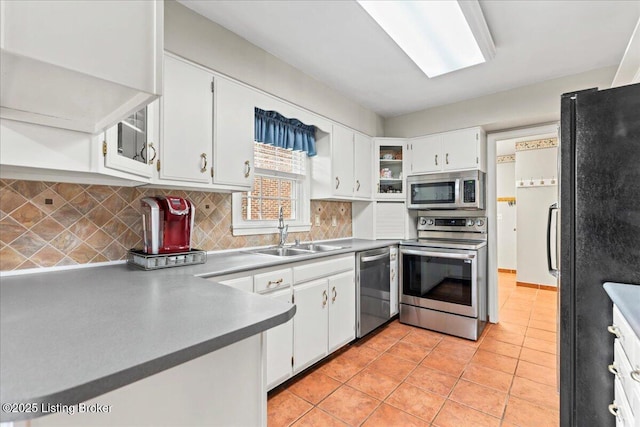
[277,206,289,247]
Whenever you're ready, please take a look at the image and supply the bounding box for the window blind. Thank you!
[253,142,306,176]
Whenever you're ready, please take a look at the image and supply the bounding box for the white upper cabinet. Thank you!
[410,134,441,174]
[0,0,162,134]
[161,55,213,184]
[311,124,372,201]
[411,127,486,174]
[332,124,356,198]
[213,77,254,189]
[354,133,373,199]
[160,54,255,190]
[374,138,410,200]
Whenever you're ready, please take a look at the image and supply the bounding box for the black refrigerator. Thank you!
[559,83,640,427]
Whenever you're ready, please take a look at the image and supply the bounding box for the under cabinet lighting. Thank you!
[357,0,495,78]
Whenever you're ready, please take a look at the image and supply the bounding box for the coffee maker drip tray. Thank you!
[127,249,207,270]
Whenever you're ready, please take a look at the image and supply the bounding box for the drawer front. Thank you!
[293,254,354,284]
[614,339,639,418]
[613,377,636,427]
[613,306,638,367]
[255,268,293,293]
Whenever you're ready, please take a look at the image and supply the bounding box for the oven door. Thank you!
[400,246,478,317]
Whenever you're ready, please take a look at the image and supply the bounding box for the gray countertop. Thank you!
[0,238,397,422]
[603,282,640,338]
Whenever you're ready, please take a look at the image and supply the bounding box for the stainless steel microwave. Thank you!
[407,170,485,210]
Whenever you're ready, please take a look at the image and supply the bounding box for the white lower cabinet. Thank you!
[328,270,356,353]
[265,287,294,390]
[293,279,330,372]
[207,254,356,390]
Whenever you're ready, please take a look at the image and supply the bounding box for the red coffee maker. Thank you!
[141,196,195,254]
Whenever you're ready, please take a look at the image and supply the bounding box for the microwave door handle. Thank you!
[401,249,475,260]
[547,202,559,277]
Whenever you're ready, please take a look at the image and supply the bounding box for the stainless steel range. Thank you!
[399,215,488,340]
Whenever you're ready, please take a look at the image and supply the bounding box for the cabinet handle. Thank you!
[356,180,361,191]
[391,269,395,281]
[200,153,208,173]
[267,278,283,287]
[335,177,340,189]
[608,403,619,418]
[435,154,438,166]
[331,286,337,303]
[244,160,251,178]
[322,290,328,307]
[147,143,157,164]
[446,153,449,165]
[607,325,621,338]
[608,364,619,377]
[631,370,640,383]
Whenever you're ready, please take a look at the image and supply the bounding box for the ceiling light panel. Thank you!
[358,0,494,78]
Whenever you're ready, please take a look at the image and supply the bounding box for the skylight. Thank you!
[357,0,495,78]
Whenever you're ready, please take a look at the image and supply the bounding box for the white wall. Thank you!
[496,161,516,271]
[164,1,383,137]
[383,66,616,137]
[515,147,558,287]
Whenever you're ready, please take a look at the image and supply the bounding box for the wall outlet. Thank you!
[315,214,321,226]
[331,215,337,227]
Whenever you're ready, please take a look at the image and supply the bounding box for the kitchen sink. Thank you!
[291,243,343,252]
[250,244,344,257]
[251,247,312,257]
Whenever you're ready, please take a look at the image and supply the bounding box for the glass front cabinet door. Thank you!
[374,138,408,200]
[103,101,158,179]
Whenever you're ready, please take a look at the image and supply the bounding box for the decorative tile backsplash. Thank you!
[0,180,352,271]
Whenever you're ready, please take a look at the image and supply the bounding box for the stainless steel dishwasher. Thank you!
[356,246,392,338]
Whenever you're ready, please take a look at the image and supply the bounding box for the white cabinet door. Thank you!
[293,279,329,372]
[0,0,162,134]
[161,55,213,184]
[332,124,355,197]
[328,270,356,353]
[266,287,294,390]
[354,133,372,199]
[411,134,442,174]
[103,102,158,179]
[442,128,480,171]
[213,77,254,189]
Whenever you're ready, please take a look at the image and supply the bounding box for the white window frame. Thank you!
[232,162,311,236]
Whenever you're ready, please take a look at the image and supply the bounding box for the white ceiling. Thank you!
[178,0,640,118]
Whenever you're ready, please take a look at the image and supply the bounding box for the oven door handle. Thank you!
[401,248,475,260]
[360,253,390,263]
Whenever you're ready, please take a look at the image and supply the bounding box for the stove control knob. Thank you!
[476,219,485,227]
[419,218,427,226]
[467,219,475,227]
[426,219,435,226]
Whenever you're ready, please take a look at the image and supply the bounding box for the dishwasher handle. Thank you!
[360,252,390,263]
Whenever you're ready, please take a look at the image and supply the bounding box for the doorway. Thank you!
[486,123,559,323]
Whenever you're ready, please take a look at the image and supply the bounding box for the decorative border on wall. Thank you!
[515,138,558,151]
[497,155,515,163]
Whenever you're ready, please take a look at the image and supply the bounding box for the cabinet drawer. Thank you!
[254,268,293,293]
[614,339,640,418]
[613,377,636,427]
[614,306,639,371]
[293,255,354,284]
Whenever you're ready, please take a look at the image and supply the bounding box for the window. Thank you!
[232,142,310,235]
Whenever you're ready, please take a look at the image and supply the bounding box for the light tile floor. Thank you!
[268,272,559,427]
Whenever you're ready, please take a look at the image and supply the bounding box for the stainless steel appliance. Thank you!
[559,84,640,427]
[400,215,487,340]
[407,170,485,210]
[356,246,394,338]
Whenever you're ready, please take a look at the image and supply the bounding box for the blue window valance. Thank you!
[254,108,316,157]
